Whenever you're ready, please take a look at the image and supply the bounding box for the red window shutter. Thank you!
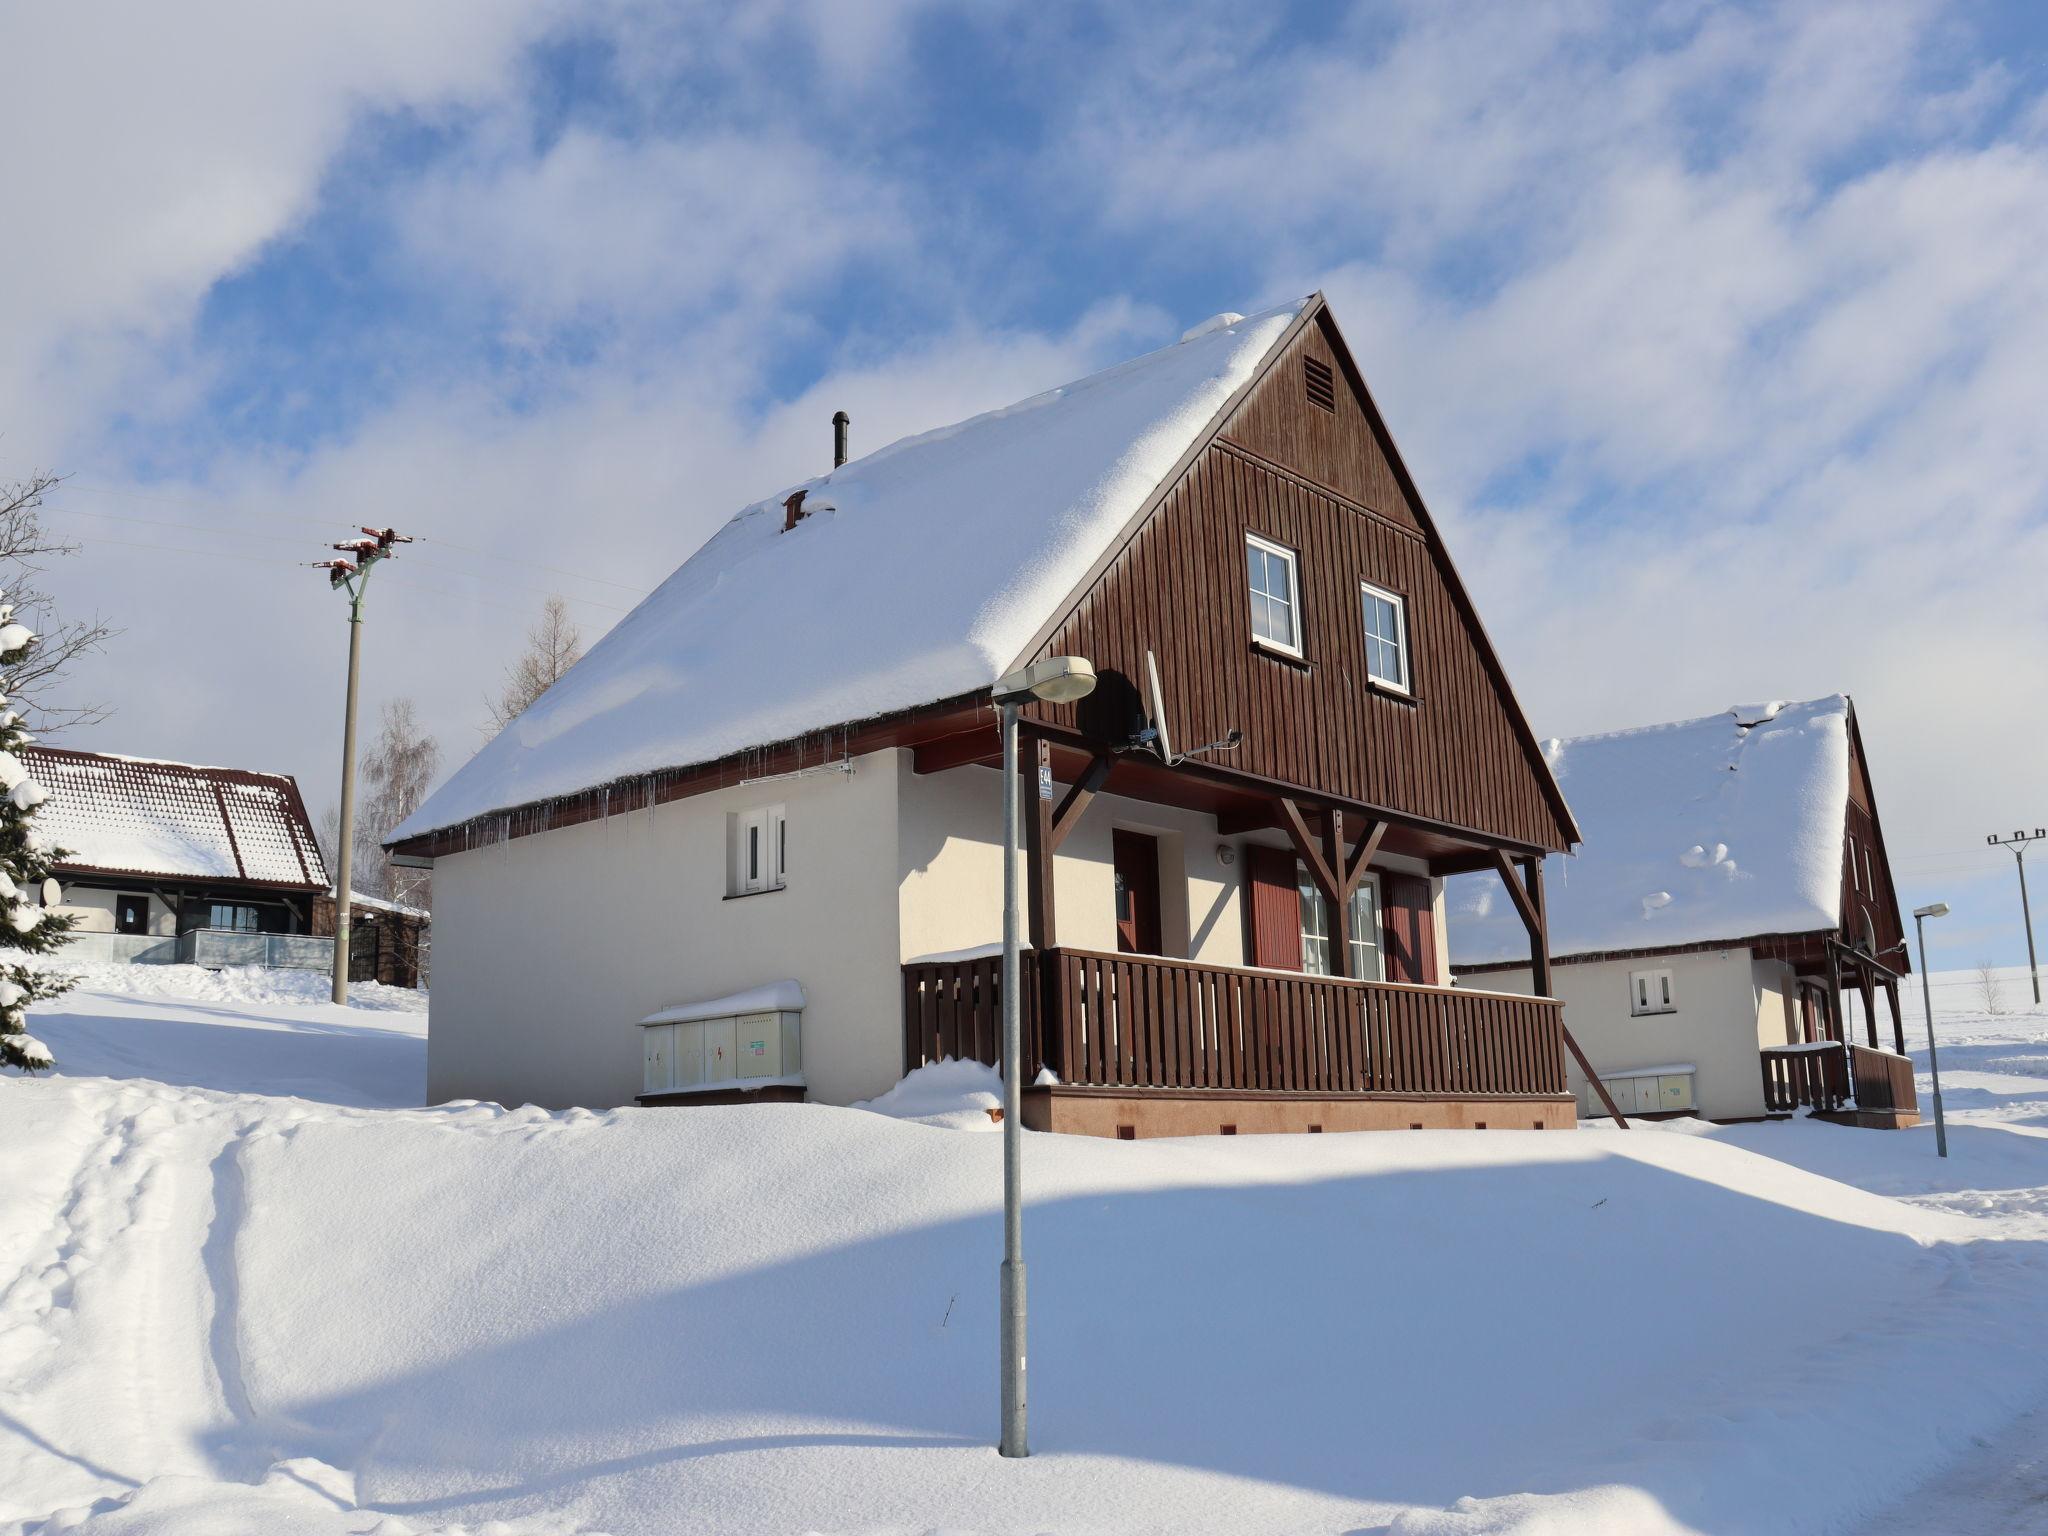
[1245,845,1302,970]
[1383,874,1437,984]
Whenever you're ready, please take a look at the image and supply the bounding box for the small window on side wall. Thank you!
[1359,581,1410,693]
[1630,967,1675,1016]
[1245,533,1303,657]
[731,805,786,895]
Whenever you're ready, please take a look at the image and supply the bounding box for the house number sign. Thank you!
[1038,763,1055,801]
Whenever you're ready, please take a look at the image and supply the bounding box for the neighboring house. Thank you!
[1447,697,1916,1127]
[312,890,431,990]
[390,295,1586,1135]
[29,746,333,971]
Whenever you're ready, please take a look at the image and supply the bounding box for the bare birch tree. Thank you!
[0,475,118,730]
[485,595,583,737]
[354,698,440,908]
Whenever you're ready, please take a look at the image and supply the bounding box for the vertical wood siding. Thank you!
[1027,440,1566,850]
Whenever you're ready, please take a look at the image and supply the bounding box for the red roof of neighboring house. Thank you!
[24,746,327,891]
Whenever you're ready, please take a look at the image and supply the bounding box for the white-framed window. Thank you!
[1359,581,1410,693]
[1630,967,1676,1016]
[1848,834,1859,892]
[731,804,786,895]
[1298,864,1384,980]
[1245,533,1303,657]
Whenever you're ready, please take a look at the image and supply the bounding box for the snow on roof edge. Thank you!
[393,297,1313,846]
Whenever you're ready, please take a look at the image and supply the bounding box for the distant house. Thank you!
[1448,697,1916,1127]
[312,888,430,990]
[29,746,333,971]
[391,295,1587,1134]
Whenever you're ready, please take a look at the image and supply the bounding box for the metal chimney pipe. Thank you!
[832,410,850,469]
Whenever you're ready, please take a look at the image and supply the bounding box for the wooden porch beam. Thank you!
[1561,1024,1629,1130]
[1887,980,1905,1057]
[1489,848,1542,939]
[1279,797,1339,907]
[1341,818,1388,899]
[1047,753,1113,854]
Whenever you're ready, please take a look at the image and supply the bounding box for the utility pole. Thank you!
[1986,829,2046,1006]
[315,527,413,1005]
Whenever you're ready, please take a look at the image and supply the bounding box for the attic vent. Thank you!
[1303,355,1336,413]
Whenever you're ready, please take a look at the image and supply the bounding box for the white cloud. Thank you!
[0,0,573,453]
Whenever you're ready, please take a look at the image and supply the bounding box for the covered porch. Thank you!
[900,724,1598,1135]
[1763,938,1919,1128]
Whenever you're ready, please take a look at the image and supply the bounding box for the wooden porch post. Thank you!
[1325,808,1352,979]
[1279,797,1344,976]
[1022,734,1058,1076]
[1523,855,1552,998]
[1887,980,1905,1056]
[1860,970,1879,1051]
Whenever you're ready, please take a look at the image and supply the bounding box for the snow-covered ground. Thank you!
[5,963,2048,1534]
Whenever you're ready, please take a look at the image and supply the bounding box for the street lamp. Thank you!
[991,654,1096,1460]
[1913,902,1951,1158]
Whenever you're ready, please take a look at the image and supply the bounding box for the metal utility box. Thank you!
[702,1015,738,1084]
[672,1021,707,1089]
[643,1023,675,1095]
[735,1010,803,1079]
[639,1002,804,1098]
[1656,1074,1695,1112]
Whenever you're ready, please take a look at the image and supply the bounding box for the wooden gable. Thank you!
[1841,703,1907,971]
[1021,300,1576,855]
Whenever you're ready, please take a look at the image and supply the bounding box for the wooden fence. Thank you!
[1760,1043,1851,1113]
[903,946,1567,1099]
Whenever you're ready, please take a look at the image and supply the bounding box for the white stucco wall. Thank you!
[49,885,176,936]
[1470,948,1794,1121]
[895,760,1446,979]
[897,760,1247,966]
[426,748,903,1111]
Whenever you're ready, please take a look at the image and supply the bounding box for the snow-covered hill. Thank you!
[5,966,2048,1534]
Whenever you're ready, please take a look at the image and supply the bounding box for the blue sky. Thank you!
[2,0,2045,972]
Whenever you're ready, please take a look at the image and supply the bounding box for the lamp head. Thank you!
[1913,902,1950,920]
[994,656,1097,705]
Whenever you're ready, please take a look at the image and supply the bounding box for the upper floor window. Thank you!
[731,805,786,895]
[1360,582,1410,693]
[1245,533,1302,657]
[1630,967,1675,1016]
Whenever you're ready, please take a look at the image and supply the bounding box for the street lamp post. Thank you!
[1913,902,1951,1158]
[991,655,1097,1460]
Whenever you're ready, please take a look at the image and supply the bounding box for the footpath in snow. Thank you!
[4,964,2048,1535]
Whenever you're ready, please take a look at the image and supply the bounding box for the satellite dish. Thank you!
[1145,650,1175,765]
[40,878,60,907]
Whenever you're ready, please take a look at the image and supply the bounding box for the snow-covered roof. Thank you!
[1447,697,1853,966]
[28,746,327,890]
[394,300,1311,844]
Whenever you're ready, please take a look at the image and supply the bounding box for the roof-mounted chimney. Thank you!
[832,410,850,469]
[783,489,807,532]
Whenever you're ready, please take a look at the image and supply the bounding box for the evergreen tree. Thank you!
[0,604,77,1071]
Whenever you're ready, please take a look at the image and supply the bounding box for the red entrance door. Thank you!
[1112,829,1162,955]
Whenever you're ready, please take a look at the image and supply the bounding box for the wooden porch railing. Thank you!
[1760,1043,1851,1113]
[1850,1043,1919,1115]
[902,946,1568,1099]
